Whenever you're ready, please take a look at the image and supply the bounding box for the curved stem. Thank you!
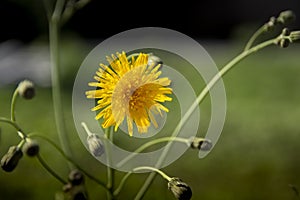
[133,166,171,181]
[36,153,67,184]
[0,117,26,138]
[244,25,266,51]
[113,171,132,196]
[10,88,19,122]
[49,0,73,169]
[117,137,189,167]
[135,37,277,200]
[28,133,108,190]
[114,166,171,197]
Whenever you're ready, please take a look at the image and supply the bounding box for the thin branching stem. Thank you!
[114,166,171,197]
[0,117,26,138]
[49,0,74,169]
[28,133,108,190]
[36,153,67,184]
[244,26,267,51]
[134,36,278,200]
[10,88,19,122]
[117,137,189,167]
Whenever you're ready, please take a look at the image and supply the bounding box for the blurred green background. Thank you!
[1,0,300,200]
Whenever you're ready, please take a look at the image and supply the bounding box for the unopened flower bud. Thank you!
[68,169,84,186]
[279,39,290,48]
[87,134,104,157]
[265,17,277,31]
[23,139,39,157]
[73,191,87,200]
[1,146,23,172]
[282,28,291,36]
[17,80,35,99]
[189,137,213,151]
[168,177,192,200]
[147,54,163,67]
[63,183,88,200]
[277,10,296,24]
[63,183,73,193]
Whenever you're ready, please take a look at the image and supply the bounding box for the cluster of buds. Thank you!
[63,169,87,200]
[276,28,300,48]
[1,139,40,172]
[265,10,296,31]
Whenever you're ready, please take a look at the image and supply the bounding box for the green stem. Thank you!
[28,133,108,190]
[113,171,132,196]
[49,0,73,169]
[0,117,26,138]
[133,166,171,181]
[244,25,266,51]
[114,166,171,197]
[117,137,189,168]
[36,153,67,184]
[134,37,277,200]
[10,88,19,122]
[105,127,115,200]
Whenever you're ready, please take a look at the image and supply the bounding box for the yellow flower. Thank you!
[86,52,172,136]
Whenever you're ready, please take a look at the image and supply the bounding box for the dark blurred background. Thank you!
[1,0,300,43]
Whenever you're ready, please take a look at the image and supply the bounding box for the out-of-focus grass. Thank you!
[0,42,300,200]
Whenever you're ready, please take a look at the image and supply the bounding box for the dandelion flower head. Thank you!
[85,52,172,136]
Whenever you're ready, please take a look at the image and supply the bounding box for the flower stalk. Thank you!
[134,31,282,200]
[49,0,73,169]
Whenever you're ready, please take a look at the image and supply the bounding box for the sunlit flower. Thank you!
[86,52,172,136]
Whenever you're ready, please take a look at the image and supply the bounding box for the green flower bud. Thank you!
[87,134,104,157]
[1,146,23,172]
[168,177,192,200]
[23,139,39,157]
[189,137,213,151]
[17,80,35,99]
[68,169,84,186]
[277,10,296,24]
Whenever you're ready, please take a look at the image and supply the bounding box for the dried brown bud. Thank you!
[1,146,23,172]
[23,139,39,157]
[17,80,35,99]
[68,169,84,186]
[168,177,192,200]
